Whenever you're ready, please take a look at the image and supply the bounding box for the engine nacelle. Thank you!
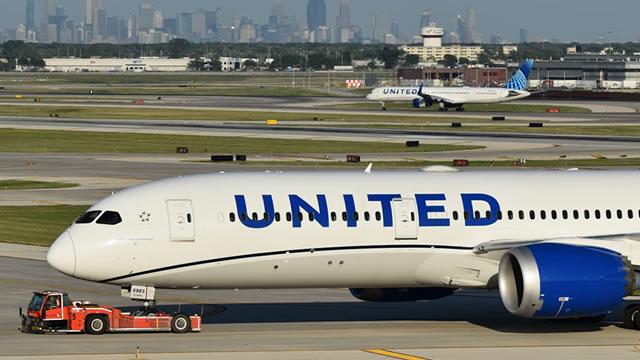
[349,287,456,302]
[412,98,423,108]
[499,243,635,319]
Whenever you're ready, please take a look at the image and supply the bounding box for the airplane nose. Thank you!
[47,231,76,276]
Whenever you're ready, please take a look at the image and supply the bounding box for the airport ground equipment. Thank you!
[19,290,201,335]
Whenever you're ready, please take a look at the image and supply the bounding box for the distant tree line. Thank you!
[2,39,640,72]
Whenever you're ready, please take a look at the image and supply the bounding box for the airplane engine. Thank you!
[498,243,636,319]
[412,98,423,108]
[349,287,456,302]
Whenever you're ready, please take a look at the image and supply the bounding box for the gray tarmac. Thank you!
[3,96,640,123]
[2,98,640,358]
[1,255,640,359]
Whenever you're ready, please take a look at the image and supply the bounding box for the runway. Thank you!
[2,96,640,123]
[1,254,640,359]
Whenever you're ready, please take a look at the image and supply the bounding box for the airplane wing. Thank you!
[473,234,640,264]
[417,84,459,106]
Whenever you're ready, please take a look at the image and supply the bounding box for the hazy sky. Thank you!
[3,0,640,42]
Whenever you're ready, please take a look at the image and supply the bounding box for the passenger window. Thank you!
[628,210,634,219]
[75,210,102,224]
[518,210,524,220]
[452,211,459,221]
[551,210,557,220]
[464,211,469,220]
[606,210,612,219]
[410,212,415,221]
[309,212,315,221]
[342,212,347,221]
[364,212,370,221]
[507,210,514,220]
[573,210,579,220]
[474,211,480,220]
[497,211,503,220]
[298,212,304,221]
[584,210,590,220]
[252,213,258,221]
[540,210,546,220]
[240,213,247,221]
[96,211,122,225]
[286,212,292,222]
[375,211,381,221]
[562,210,568,220]
[529,210,535,220]
[595,210,601,219]
[331,212,337,222]
[264,212,270,221]
[353,212,360,221]
[229,213,236,222]
[485,211,491,219]
[617,210,623,219]
[275,213,281,222]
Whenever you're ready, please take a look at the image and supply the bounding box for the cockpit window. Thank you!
[75,210,102,224]
[96,211,122,225]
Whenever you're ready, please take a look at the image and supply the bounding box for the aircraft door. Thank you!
[392,198,418,240]
[166,200,195,241]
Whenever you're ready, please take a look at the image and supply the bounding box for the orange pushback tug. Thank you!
[20,290,201,335]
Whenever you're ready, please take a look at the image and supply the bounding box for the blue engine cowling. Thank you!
[498,243,635,319]
[412,98,422,108]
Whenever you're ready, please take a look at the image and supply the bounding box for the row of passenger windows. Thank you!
[229,208,640,223]
[229,210,396,223]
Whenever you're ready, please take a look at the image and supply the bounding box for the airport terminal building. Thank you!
[43,57,192,72]
[530,54,640,89]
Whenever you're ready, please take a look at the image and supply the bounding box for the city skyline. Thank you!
[4,0,640,44]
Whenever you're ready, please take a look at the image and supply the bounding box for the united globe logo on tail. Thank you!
[504,59,534,91]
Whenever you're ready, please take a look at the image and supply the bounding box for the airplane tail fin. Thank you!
[504,59,534,91]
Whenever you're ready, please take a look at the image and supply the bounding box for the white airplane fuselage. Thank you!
[366,86,531,106]
[48,170,640,291]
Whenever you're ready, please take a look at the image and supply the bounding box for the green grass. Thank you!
[325,102,591,113]
[0,128,482,154]
[0,206,87,246]
[0,71,392,86]
[0,179,79,190]
[3,86,332,97]
[358,123,640,137]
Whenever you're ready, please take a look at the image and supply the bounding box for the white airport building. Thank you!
[43,57,192,72]
[403,24,483,62]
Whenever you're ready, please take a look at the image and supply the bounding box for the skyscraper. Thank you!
[306,0,326,31]
[96,8,106,37]
[391,21,400,39]
[85,0,101,26]
[456,14,465,42]
[465,8,477,43]
[271,0,284,25]
[177,12,193,37]
[372,13,383,42]
[519,28,529,43]
[153,10,163,30]
[138,3,154,32]
[336,0,350,29]
[26,0,35,30]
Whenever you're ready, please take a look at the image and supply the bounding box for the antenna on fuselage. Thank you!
[364,163,373,174]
